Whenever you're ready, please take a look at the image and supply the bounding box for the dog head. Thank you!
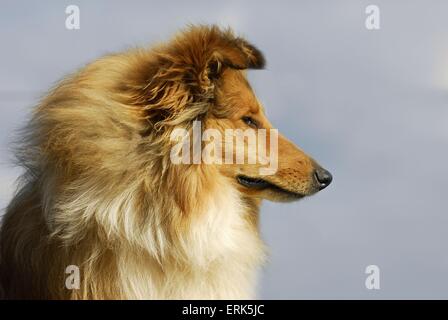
[131,25,332,202]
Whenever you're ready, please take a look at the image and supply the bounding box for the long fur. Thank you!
[0,25,268,299]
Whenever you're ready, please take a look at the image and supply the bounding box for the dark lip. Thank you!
[236,175,304,199]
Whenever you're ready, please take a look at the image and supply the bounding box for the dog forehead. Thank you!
[219,69,260,114]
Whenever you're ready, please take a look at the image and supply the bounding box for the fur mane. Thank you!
[0,25,266,299]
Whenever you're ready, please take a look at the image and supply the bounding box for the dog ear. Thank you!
[215,37,266,71]
[174,25,266,94]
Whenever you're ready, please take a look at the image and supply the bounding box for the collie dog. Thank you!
[0,25,332,299]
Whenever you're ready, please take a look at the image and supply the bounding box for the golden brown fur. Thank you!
[0,25,330,299]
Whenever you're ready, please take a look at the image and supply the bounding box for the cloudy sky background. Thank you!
[1,0,448,299]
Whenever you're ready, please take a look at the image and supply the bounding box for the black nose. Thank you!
[314,168,333,190]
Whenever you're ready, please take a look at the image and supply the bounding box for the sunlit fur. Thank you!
[0,25,324,299]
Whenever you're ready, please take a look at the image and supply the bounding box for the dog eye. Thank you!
[241,116,258,128]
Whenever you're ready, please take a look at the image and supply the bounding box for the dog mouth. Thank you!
[236,175,304,199]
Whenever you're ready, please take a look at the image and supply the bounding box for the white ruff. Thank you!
[115,182,265,299]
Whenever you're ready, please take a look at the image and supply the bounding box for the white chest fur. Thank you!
[118,184,265,299]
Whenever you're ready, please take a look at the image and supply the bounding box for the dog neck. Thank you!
[114,170,266,299]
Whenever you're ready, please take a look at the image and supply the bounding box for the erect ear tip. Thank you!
[243,42,266,69]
